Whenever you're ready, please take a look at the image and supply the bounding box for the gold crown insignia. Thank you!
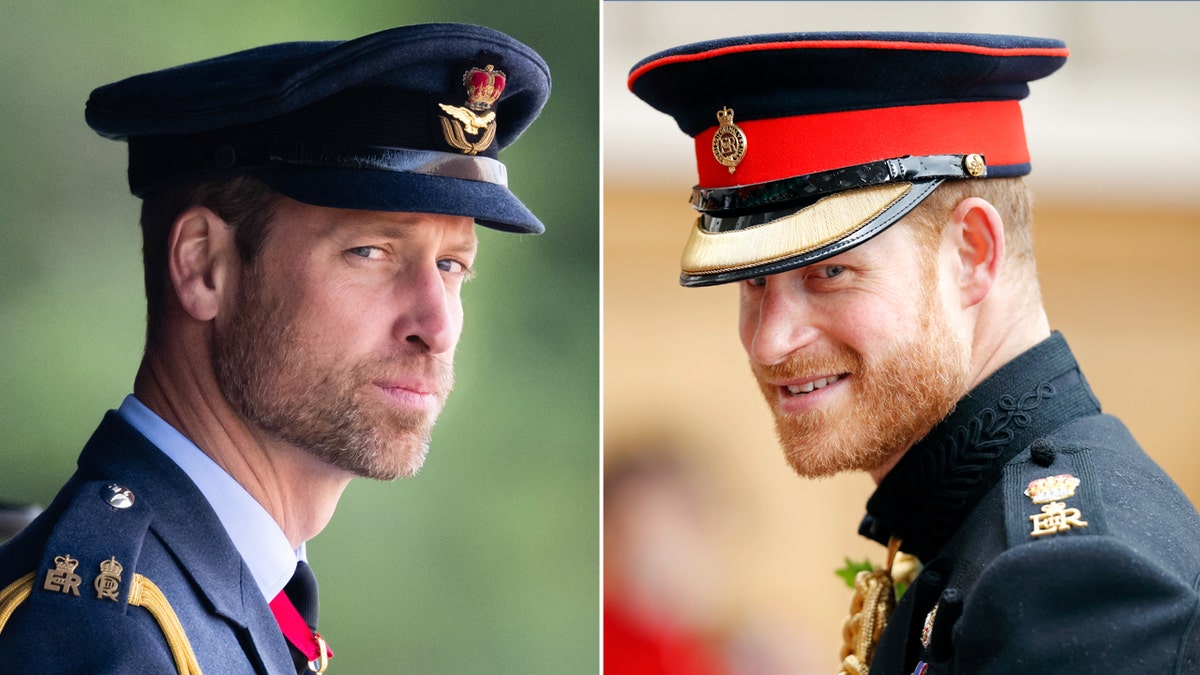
[1025,474,1081,504]
[53,554,80,573]
[98,556,124,576]
[463,65,506,111]
[712,106,747,173]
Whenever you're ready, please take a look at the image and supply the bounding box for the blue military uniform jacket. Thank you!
[859,333,1200,674]
[0,412,296,674]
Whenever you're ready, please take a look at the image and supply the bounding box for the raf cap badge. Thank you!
[711,107,746,173]
[439,64,506,155]
[1026,474,1088,537]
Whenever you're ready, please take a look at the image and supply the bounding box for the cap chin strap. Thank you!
[680,179,942,287]
[692,153,986,221]
[677,153,988,288]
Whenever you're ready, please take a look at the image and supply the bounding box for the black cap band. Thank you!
[695,154,987,227]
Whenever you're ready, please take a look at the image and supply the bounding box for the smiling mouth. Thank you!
[783,373,847,396]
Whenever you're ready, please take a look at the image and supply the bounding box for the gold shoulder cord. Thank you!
[0,572,36,631]
[128,574,202,674]
[0,571,202,675]
[837,537,906,675]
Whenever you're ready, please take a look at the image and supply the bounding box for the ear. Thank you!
[167,206,238,322]
[949,197,1006,309]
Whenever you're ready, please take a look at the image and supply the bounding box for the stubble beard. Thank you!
[212,268,453,481]
[752,277,971,479]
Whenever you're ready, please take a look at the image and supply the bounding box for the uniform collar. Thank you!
[118,395,301,600]
[858,332,1102,561]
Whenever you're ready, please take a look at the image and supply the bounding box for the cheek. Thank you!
[737,288,761,352]
[821,292,919,352]
[450,293,466,336]
[287,277,380,344]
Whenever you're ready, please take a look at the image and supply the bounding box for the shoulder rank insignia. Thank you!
[712,106,747,173]
[94,556,124,601]
[1026,474,1088,537]
[1024,473,1080,503]
[42,554,82,596]
[438,64,505,155]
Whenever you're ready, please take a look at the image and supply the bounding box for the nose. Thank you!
[395,265,459,355]
[742,276,821,366]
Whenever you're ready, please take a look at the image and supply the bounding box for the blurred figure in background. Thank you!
[605,448,729,675]
[605,440,837,675]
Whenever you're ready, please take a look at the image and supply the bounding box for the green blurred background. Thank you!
[0,1,598,672]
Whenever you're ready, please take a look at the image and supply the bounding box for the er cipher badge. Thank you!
[1025,473,1088,538]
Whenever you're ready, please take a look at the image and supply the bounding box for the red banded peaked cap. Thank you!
[627,32,1069,287]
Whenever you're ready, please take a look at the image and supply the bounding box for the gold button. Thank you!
[963,153,986,177]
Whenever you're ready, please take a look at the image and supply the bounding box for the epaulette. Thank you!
[1001,438,1109,549]
[0,479,201,674]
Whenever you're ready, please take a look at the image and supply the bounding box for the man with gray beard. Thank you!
[0,23,550,674]
[629,32,1200,674]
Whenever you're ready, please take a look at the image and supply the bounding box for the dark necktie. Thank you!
[285,561,319,631]
[271,560,332,673]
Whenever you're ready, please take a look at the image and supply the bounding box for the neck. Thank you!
[869,298,1052,485]
[966,298,1052,392]
[134,349,351,549]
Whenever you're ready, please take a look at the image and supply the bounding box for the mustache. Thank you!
[351,351,456,398]
[752,347,863,382]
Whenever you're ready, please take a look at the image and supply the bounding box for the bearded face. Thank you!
[740,222,973,479]
[209,203,474,481]
[751,283,970,478]
[212,263,454,480]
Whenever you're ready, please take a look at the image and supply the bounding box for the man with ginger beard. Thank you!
[0,24,549,674]
[629,32,1200,674]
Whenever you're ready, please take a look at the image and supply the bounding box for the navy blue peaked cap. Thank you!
[630,31,1066,140]
[86,23,551,233]
[627,31,1068,286]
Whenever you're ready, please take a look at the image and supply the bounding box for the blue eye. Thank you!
[348,246,382,259]
[438,258,469,275]
[745,276,766,288]
[821,265,846,278]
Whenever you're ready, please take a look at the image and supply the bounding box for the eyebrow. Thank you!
[442,235,480,260]
[331,217,478,250]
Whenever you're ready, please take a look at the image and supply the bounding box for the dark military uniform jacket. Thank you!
[860,333,1200,674]
[0,412,296,674]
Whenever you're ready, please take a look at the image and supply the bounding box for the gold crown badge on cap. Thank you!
[712,106,746,173]
[439,64,506,155]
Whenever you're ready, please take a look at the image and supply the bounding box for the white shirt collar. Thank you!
[118,394,302,600]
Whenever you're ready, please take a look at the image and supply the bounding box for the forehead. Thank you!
[266,197,478,245]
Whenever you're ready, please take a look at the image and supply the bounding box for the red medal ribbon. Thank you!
[269,590,333,662]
